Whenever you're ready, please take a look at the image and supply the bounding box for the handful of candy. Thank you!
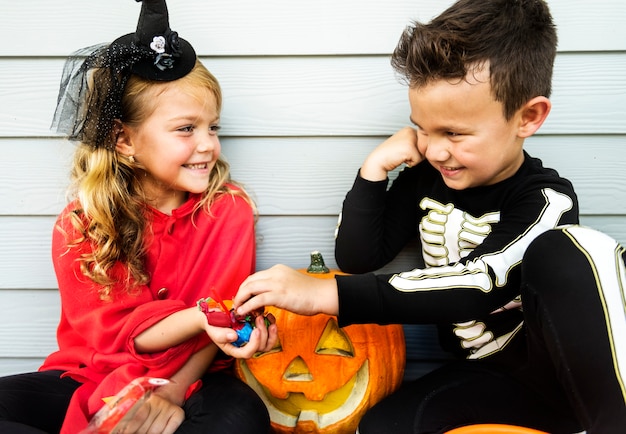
[80,377,169,433]
[197,297,268,347]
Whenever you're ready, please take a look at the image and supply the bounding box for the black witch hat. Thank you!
[112,0,196,81]
[52,0,197,149]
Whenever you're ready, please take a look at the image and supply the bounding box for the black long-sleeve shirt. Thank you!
[334,152,578,359]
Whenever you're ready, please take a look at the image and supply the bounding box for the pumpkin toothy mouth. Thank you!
[237,360,370,429]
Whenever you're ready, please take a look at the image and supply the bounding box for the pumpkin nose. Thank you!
[283,356,313,382]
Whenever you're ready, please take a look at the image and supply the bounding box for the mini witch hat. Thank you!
[52,0,198,148]
[111,0,196,81]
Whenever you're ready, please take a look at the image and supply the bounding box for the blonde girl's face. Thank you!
[409,67,526,190]
[126,85,221,213]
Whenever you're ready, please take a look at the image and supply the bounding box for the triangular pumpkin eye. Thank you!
[283,356,313,381]
[253,334,282,358]
[314,318,354,357]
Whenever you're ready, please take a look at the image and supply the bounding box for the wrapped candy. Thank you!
[197,296,267,347]
[80,377,169,433]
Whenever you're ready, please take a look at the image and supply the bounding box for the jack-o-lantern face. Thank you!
[235,252,405,434]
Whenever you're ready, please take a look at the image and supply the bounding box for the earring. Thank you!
[129,155,135,163]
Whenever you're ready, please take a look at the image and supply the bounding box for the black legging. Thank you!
[359,227,626,433]
[0,370,269,433]
[0,370,78,433]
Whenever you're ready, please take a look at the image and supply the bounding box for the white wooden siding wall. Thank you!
[1,0,625,381]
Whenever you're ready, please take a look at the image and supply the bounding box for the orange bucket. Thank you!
[445,424,548,433]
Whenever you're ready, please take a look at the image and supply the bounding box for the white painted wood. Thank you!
[2,135,626,217]
[3,0,625,56]
[2,214,626,292]
[0,292,455,380]
[0,360,47,378]
[0,54,625,138]
[1,0,625,380]
[0,290,60,358]
[0,215,364,289]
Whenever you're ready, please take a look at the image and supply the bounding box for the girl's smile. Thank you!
[119,85,221,213]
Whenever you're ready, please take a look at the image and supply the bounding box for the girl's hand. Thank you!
[202,313,279,358]
[113,393,184,434]
[360,127,423,181]
[233,264,339,317]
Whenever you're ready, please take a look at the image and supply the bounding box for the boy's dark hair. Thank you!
[391,0,557,120]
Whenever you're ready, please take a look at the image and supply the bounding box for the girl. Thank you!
[0,1,274,433]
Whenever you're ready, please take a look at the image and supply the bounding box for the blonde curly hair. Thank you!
[63,59,253,300]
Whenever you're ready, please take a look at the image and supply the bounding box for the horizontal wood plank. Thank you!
[1,215,626,290]
[0,289,450,382]
[2,135,625,217]
[0,54,624,138]
[0,290,60,358]
[0,359,49,378]
[3,0,625,56]
[0,356,448,382]
[0,357,449,381]
[0,215,339,289]
[3,0,625,383]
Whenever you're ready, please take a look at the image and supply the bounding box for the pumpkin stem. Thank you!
[307,250,330,274]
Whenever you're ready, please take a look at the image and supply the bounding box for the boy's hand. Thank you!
[360,127,423,181]
[233,264,339,317]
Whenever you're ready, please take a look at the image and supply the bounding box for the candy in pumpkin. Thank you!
[234,251,406,434]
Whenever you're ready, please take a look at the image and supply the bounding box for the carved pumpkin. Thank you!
[235,251,406,434]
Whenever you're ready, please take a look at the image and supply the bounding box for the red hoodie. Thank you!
[40,189,256,432]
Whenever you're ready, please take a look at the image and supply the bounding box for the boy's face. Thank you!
[409,67,526,190]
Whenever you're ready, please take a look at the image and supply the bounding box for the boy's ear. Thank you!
[113,120,134,156]
[517,96,551,138]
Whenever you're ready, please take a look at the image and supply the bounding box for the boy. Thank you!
[234,0,626,432]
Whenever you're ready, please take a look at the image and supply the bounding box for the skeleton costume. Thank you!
[335,156,626,432]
